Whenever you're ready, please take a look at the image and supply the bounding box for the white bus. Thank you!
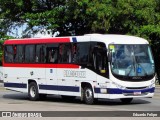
[3,34,155,104]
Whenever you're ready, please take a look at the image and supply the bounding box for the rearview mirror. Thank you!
[108,45,115,62]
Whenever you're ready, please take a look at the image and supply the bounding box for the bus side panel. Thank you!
[3,67,46,93]
[29,67,46,94]
[44,67,58,95]
[56,67,98,97]
[57,68,81,96]
[3,67,28,92]
[95,75,111,99]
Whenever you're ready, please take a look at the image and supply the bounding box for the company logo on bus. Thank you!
[64,70,86,78]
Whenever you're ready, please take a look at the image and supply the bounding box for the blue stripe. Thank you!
[122,88,155,94]
[72,37,77,43]
[94,87,155,94]
[94,88,101,93]
[5,82,154,94]
[4,83,27,88]
[39,85,79,92]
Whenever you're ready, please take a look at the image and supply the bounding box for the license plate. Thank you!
[134,91,141,95]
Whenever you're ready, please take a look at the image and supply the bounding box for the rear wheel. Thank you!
[83,86,94,105]
[120,98,133,104]
[28,82,39,101]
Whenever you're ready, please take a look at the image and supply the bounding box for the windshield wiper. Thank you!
[127,52,136,76]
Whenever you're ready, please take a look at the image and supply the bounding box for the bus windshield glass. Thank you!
[109,44,155,78]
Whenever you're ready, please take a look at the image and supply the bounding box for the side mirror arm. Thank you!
[108,52,112,62]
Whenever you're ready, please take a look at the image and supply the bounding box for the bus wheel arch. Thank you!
[28,80,39,101]
[81,82,95,105]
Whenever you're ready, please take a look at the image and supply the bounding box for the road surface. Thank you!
[0,84,160,120]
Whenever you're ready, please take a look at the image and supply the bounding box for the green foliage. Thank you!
[1,0,160,38]
[0,0,160,51]
[0,0,160,52]
[0,0,160,44]
[109,0,159,35]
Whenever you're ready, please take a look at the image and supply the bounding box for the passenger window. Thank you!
[36,45,46,63]
[46,44,58,63]
[5,45,14,63]
[59,44,72,63]
[73,42,90,63]
[24,45,35,63]
[14,45,24,63]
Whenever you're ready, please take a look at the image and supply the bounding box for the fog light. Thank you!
[100,89,107,94]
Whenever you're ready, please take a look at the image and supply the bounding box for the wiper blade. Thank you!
[127,51,136,76]
[127,64,134,76]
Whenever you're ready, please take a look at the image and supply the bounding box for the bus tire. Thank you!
[28,82,39,101]
[120,98,133,104]
[83,86,94,105]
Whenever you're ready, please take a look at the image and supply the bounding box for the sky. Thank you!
[7,23,27,38]
[7,23,57,38]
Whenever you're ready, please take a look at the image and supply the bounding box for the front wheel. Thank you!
[83,86,94,105]
[120,98,133,104]
[28,82,39,101]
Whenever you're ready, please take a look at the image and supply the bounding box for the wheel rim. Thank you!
[30,86,36,98]
[85,88,93,101]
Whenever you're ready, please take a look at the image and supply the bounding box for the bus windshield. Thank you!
[110,44,155,79]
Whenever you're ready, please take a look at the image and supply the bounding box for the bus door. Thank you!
[45,45,59,94]
[92,44,109,98]
[92,45,108,77]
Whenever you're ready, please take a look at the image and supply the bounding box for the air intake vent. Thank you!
[126,87,147,89]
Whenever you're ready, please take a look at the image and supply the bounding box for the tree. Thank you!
[1,0,159,37]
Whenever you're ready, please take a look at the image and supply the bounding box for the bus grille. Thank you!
[126,87,147,90]
[123,92,149,96]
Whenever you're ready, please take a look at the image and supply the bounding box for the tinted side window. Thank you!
[46,44,58,63]
[59,44,72,63]
[5,45,14,63]
[25,45,35,63]
[74,42,90,63]
[36,45,46,63]
[14,45,24,63]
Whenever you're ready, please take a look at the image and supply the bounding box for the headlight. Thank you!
[149,83,155,88]
[148,79,155,88]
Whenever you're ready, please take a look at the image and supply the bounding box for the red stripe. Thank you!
[3,63,79,68]
[4,38,70,45]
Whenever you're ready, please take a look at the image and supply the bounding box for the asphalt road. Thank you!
[0,84,160,120]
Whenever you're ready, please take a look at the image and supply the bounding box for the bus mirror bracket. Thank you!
[108,52,112,62]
